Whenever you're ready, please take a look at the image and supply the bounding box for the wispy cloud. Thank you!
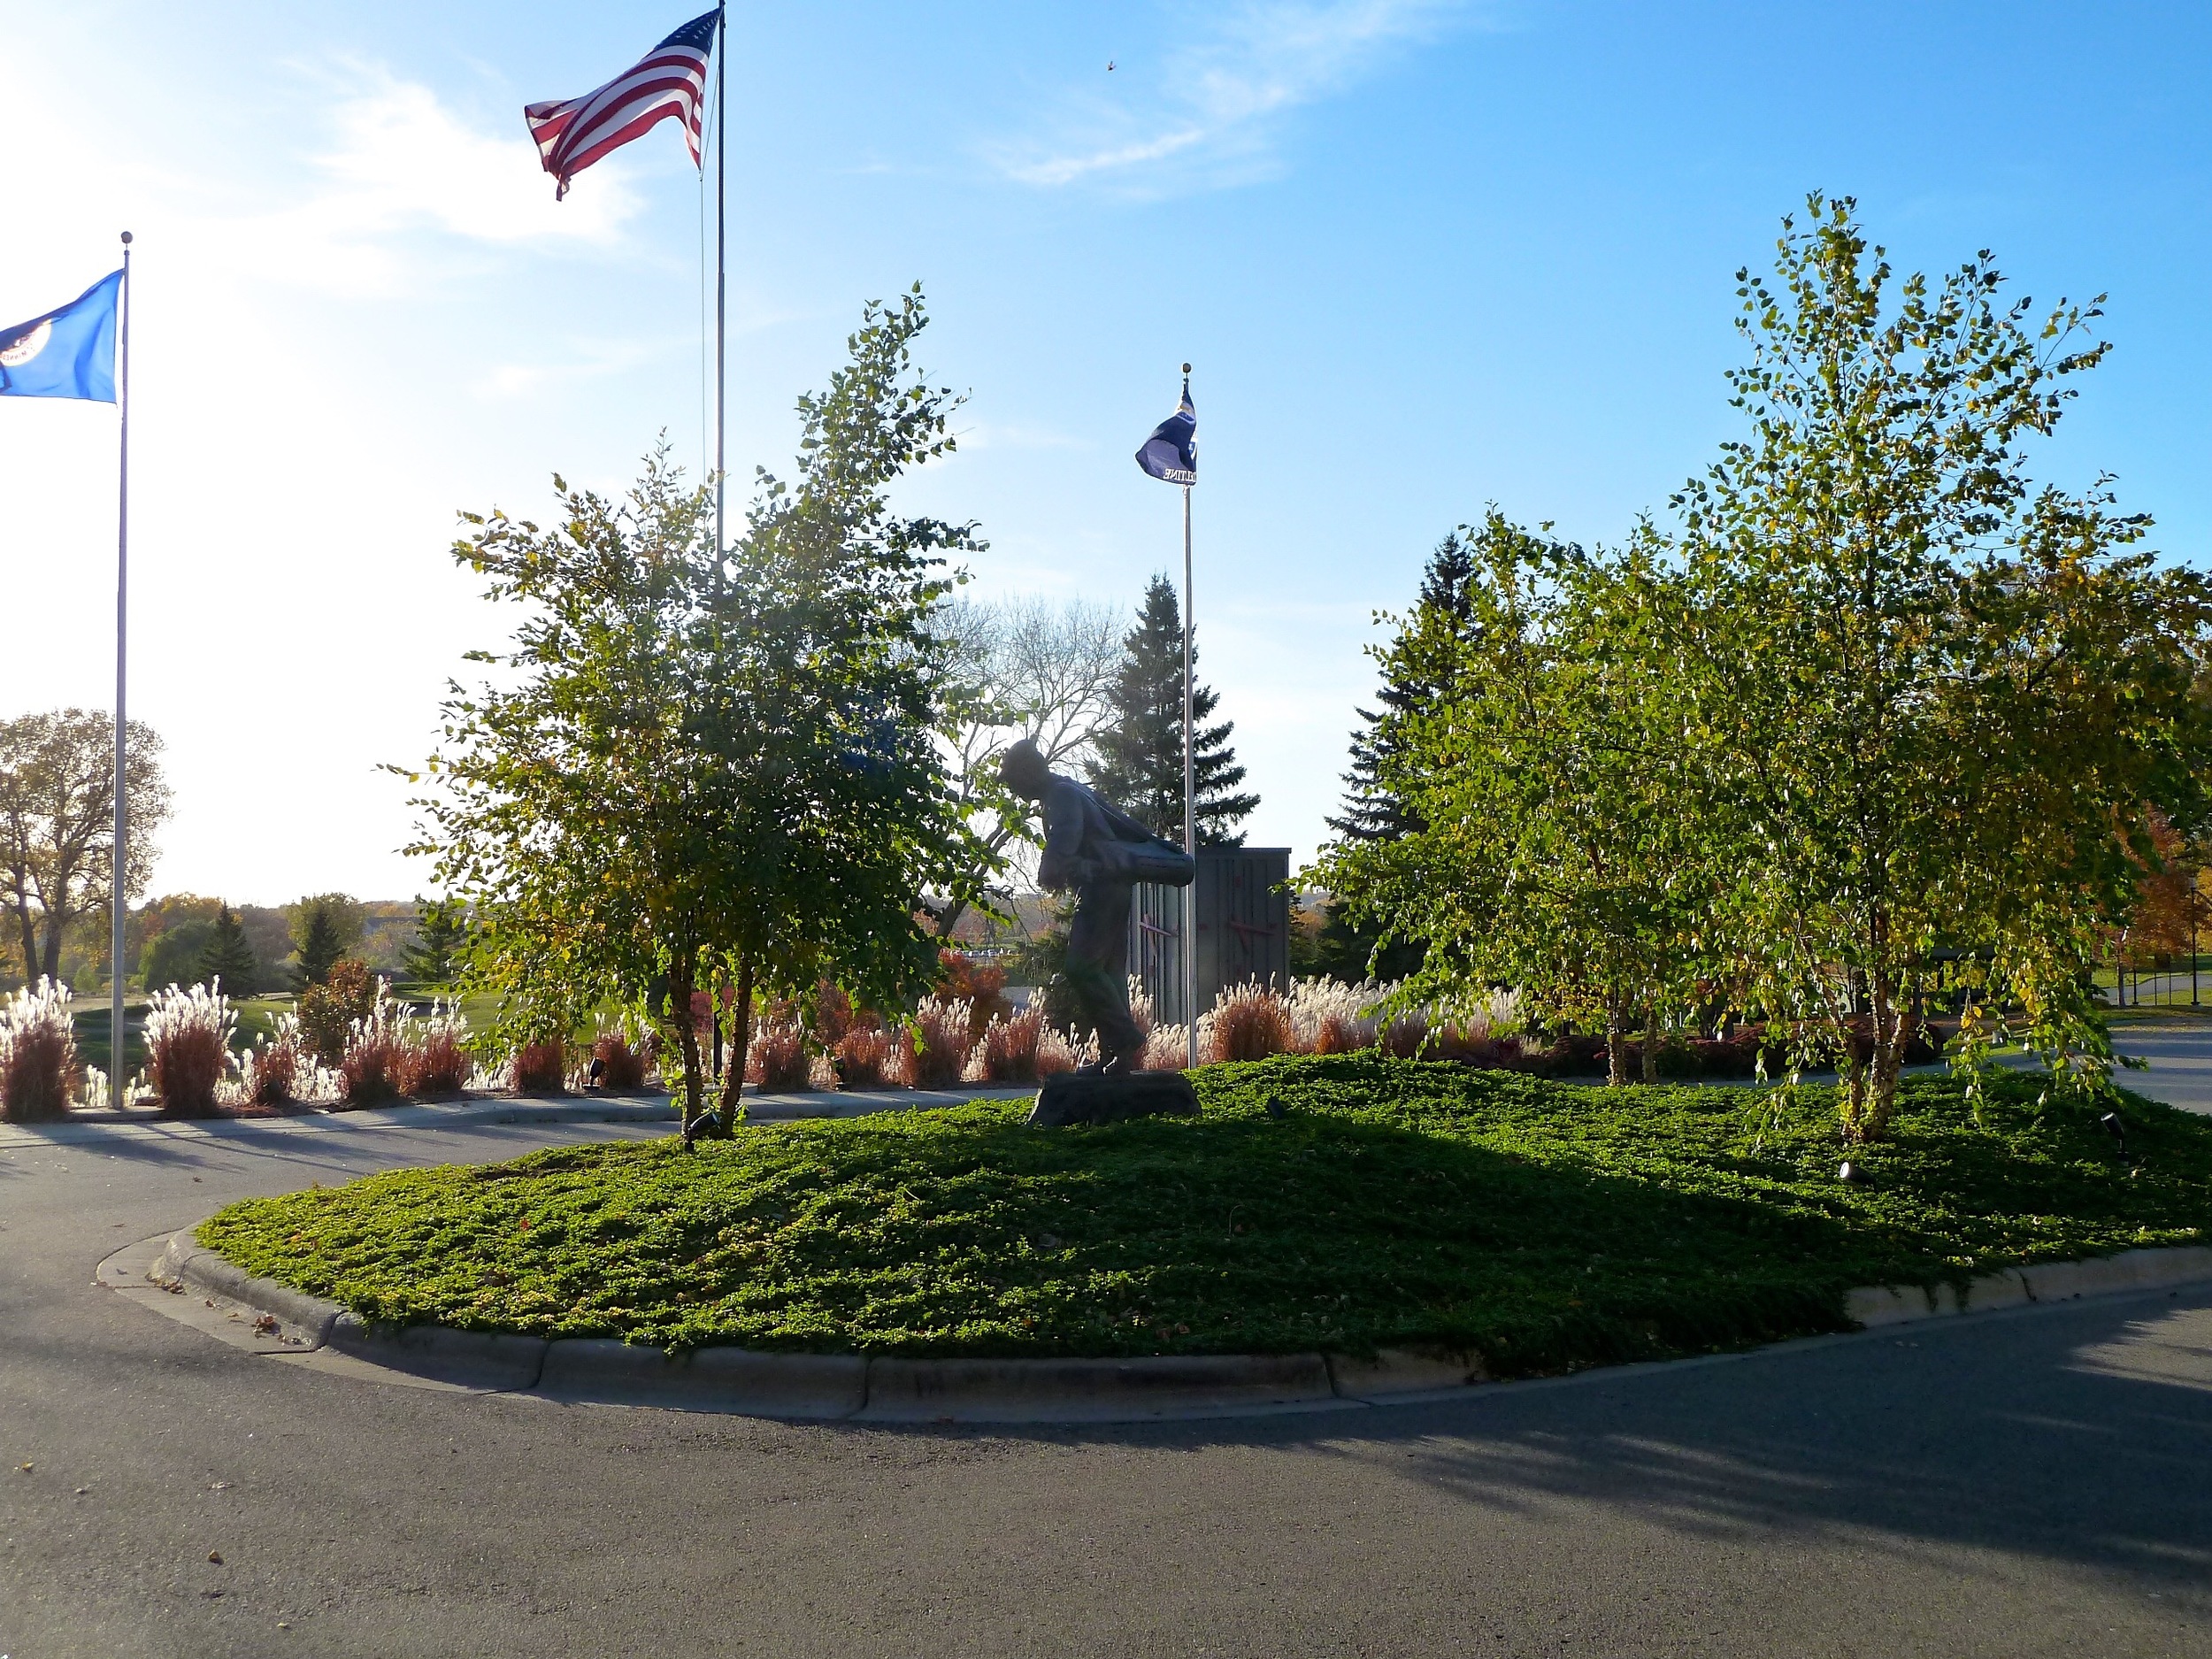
[208,63,648,296]
[470,337,663,400]
[311,70,642,243]
[992,0,1479,194]
[954,420,1095,454]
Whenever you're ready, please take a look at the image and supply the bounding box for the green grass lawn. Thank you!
[196,1056,2212,1378]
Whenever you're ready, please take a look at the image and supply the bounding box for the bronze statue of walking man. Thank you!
[999,739,1194,1073]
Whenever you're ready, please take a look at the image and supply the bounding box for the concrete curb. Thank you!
[155,1233,344,1344]
[1843,1246,2212,1327]
[539,1339,868,1417]
[147,1235,2212,1423]
[860,1352,1336,1423]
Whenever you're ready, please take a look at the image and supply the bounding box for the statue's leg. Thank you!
[1065,882,1144,1068]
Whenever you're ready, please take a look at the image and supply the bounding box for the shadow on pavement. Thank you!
[929,1288,2212,1592]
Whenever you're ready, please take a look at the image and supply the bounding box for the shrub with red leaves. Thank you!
[1437,1033,1510,1070]
[296,959,378,1068]
[934,949,1012,1039]
[512,1039,565,1094]
[812,981,860,1047]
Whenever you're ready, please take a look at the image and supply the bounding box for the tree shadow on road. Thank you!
[983,1289,2212,1593]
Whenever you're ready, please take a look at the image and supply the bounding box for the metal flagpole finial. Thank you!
[120,230,133,244]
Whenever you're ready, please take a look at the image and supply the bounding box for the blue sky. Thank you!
[4,1,2208,906]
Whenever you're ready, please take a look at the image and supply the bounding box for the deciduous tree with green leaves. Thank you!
[1308,512,1710,1084]
[405,288,993,1134]
[1671,194,2212,1140]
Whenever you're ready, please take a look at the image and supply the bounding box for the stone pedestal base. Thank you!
[1029,1071,1199,1128]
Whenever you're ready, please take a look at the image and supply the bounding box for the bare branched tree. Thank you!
[935,595,1124,936]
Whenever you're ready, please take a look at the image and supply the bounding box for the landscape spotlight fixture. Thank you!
[2100,1111,2127,1158]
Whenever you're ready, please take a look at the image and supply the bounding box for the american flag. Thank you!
[525,8,720,200]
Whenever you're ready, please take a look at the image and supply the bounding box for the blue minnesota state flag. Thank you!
[0,271,122,402]
[1134,380,1196,486]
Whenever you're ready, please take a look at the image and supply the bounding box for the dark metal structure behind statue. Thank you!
[999,739,1199,1125]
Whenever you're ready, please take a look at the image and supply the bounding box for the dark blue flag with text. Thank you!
[0,271,121,401]
[1134,381,1196,485]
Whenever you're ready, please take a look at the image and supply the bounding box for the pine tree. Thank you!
[1326,532,1478,845]
[401,895,469,988]
[1087,573,1257,846]
[292,905,345,987]
[1317,533,1482,981]
[196,902,260,994]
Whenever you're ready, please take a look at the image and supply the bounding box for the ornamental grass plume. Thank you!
[976,1005,1048,1084]
[834,1023,894,1088]
[0,977,79,1122]
[338,987,408,1108]
[895,995,973,1089]
[144,979,238,1118]
[1379,1007,1432,1058]
[1286,977,1379,1056]
[1038,1025,1092,1076]
[1125,976,1156,1037]
[1139,1023,1192,1071]
[745,1016,812,1092]
[247,1013,308,1108]
[397,1002,472,1099]
[1203,980,1295,1064]
[591,1024,650,1091]
[511,1038,566,1095]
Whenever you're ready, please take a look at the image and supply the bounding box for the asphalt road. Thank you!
[4,1105,2209,1658]
[2112,1016,2212,1116]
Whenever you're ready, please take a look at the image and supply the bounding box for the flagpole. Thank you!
[713,4,726,592]
[1180,365,1196,1070]
[112,231,133,1101]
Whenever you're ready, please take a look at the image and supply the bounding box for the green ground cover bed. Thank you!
[197,1056,2212,1378]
